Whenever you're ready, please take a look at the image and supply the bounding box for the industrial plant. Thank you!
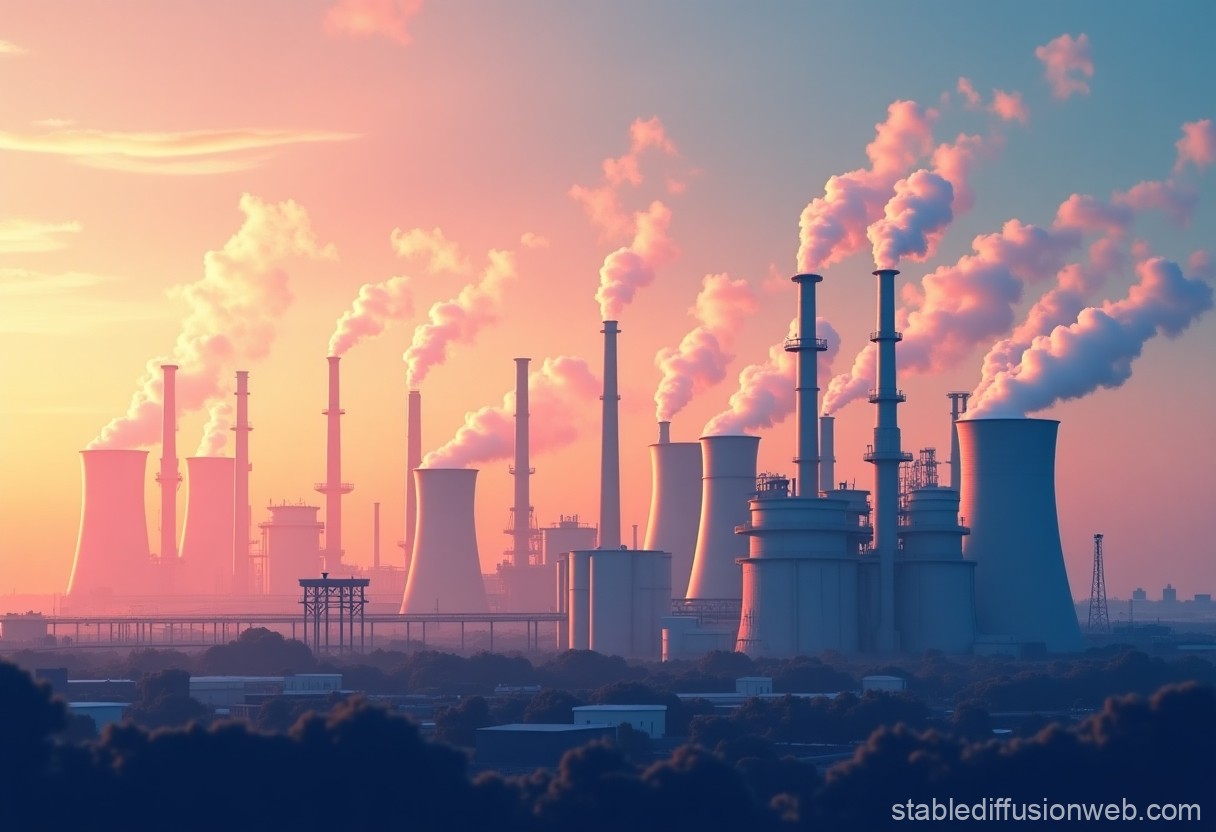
[62,261,1088,661]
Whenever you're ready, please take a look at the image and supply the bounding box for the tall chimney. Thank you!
[658,420,671,444]
[787,274,826,495]
[947,392,970,491]
[157,364,181,564]
[511,357,532,567]
[867,268,911,652]
[405,389,421,569]
[373,501,381,569]
[599,320,622,549]
[819,415,836,493]
[232,370,251,593]
[317,356,353,568]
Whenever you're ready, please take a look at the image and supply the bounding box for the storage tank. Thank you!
[68,449,153,596]
[687,434,759,600]
[260,502,323,599]
[179,456,235,594]
[895,486,975,653]
[644,421,702,598]
[400,468,488,613]
[957,418,1083,652]
[587,548,671,658]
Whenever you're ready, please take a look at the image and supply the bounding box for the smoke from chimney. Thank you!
[595,201,678,320]
[328,274,414,357]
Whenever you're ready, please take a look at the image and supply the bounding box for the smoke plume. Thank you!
[390,226,469,274]
[595,200,678,320]
[196,401,233,456]
[328,275,414,356]
[402,247,517,389]
[968,256,1213,418]
[422,356,599,468]
[90,194,335,451]
[703,317,840,435]
[654,273,758,421]
[570,116,680,238]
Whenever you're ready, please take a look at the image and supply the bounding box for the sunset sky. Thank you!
[1,1,1213,602]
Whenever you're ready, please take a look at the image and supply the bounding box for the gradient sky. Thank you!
[1,1,1213,602]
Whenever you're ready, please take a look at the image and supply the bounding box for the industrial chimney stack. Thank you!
[317,356,353,568]
[788,274,826,496]
[157,364,181,565]
[819,415,836,493]
[511,357,533,567]
[233,371,251,592]
[404,389,421,567]
[599,320,622,549]
[867,268,912,653]
[947,392,970,491]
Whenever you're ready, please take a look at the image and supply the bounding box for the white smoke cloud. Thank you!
[422,356,599,468]
[328,274,414,356]
[90,193,335,451]
[390,226,469,274]
[595,200,678,320]
[654,273,757,421]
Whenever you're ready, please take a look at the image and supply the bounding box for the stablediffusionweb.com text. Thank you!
[892,798,1202,823]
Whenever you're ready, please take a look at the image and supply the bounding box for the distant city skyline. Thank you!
[1,2,1213,599]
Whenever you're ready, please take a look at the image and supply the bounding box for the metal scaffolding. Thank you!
[300,573,370,653]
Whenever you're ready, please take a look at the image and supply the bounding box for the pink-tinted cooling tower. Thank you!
[400,468,488,613]
[644,423,702,598]
[179,456,235,594]
[958,418,1083,652]
[687,434,760,600]
[69,449,153,596]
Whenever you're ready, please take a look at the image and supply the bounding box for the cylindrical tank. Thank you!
[687,434,759,600]
[644,436,702,598]
[400,468,488,613]
[589,549,671,658]
[958,418,1083,652]
[69,449,153,596]
[900,486,968,558]
[895,560,976,653]
[261,503,323,598]
[566,550,591,649]
[542,517,598,565]
[180,456,235,594]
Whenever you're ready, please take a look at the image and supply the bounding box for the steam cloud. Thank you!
[570,116,680,238]
[89,194,335,452]
[653,273,758,422]
[402,246,517,389]
[328,275,414,357]
[703,317,840,435]
[968,256,1213,418]
[422,356,599,468]
[595,200,678,320]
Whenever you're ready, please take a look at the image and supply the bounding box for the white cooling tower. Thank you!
[687,434,760,600]
[400,468,489,613]
[69,450,153,596]
[180,456,235,594]
[957,418,1083,652]
[644,423,702,598]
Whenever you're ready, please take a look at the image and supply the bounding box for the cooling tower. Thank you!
[400,468,489,613]
[233,371,252,593]
[599,321,622,549]
[180,456,235,594]
[405,389,421,568]
[317,356,353,568]
[957,418,1083,652]
[157,364,180,564]
[69,450,153,596]
[261,503,323,598]
[644,422,702,598]
[686,434,759,600]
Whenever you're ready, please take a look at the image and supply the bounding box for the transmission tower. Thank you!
[1087,533,1110,633]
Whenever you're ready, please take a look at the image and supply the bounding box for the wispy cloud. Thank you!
[0,39,27,56]
[1035,33,1094,100]
[0,126,357,175]
[325,0,424,46]
[0,219,82,253]
[0,268,159,335]
[33,117,75,128]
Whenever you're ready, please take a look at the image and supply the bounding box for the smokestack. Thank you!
[405,389,421,568]
[958,418,1083,651]
[180,457,235,593]
[373,501,381,569]
[947,392,970,490]
[317,356,353,568]
[599,320,622,549]
[867,268,910,653]
[511,357,532,567]
[788,274,826,496]
[69,450,153,596]
[157,364,180,564]
[232,370,251,593]
[645,429,702,598]
[687,434,760,600]
[400,468,489,613]
[819,415,836,493]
